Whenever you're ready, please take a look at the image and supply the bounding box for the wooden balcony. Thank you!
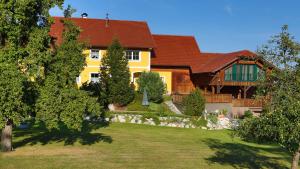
[172,93,263,108]
[232,98,263,107]
[204,94,232,103]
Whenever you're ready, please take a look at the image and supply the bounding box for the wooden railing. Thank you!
[232,99,263,107]
[204,94,232,103]
[172,94,263,107]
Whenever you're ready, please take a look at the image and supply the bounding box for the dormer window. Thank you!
[90,49,100,60]
[126,50,140,61]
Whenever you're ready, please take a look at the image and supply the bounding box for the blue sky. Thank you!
[50,0,300,53]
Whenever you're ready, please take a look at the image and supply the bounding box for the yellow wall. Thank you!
[151,70,172,94]
[78,49,151,86]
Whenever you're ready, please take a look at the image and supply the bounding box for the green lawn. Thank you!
[0,122,293,169]
[126,93,174,114]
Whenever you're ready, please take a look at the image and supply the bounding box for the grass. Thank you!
[126,93,174,114]
[0,122,293,169]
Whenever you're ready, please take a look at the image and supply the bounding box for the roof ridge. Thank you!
[52,16,148,23]
[152,34,195,38]
[201,49,256,55]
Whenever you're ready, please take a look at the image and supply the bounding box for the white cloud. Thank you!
[224,5,233,15]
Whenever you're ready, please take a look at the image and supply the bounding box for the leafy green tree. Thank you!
[137,71,165,103]
[63,4,76,18]
[182,88,205,116]
[0,63,27,151]
[100,39,134,106]
[0,0,64,152]
[236,25,300,169]
[36,19,102,130]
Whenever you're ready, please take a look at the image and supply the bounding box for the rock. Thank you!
[201,127,207,130]
[108,104,115,111]
[118,115,126,123]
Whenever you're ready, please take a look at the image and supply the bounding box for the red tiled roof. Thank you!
[152,34,257,73]
[50,17,155,49]
[152,34,202,67]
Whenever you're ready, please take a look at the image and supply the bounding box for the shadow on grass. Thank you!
[13,121,112,149]
[203,138,289,169]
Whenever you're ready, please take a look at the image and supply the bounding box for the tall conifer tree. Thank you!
[100,39,134,106]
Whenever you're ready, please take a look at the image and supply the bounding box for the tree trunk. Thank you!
[291,145,300,169]
[1,120,13,152]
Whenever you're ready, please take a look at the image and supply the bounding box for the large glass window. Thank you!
[225,67,232,81]
[225,64,262,82]
[126,50,140,61]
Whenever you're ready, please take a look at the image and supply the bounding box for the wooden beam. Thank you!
[242,86,252,99]
[217,85,224,94]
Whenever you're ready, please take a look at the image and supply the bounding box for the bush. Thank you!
[191,116,207,127]
[182,88,205,116]
[207,113,218,125]
[243,110,253,119]
[137,71,165,103]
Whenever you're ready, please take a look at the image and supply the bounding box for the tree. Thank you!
[182,88,205,116]
[63,5,76,18]
[100,39,134,106]
[236,25,300,169]
[0,0,64,152]
[137,71,165,103]
[36,19,102,130]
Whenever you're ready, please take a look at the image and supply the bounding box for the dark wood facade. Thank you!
[153,58,270,109]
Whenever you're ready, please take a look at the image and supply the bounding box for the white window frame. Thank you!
[90,72,100,83]
[90,49,101,60]
[125,50,141,62]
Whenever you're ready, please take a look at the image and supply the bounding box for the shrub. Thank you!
[191,116,207,127]
[137,71,165,103]
[207,113,218,125]
[182,88,205,116]
[243,110,253,119]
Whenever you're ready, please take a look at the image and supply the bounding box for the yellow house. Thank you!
[50,16,162,91]
[78,49,151,87]
[50,16,172,94]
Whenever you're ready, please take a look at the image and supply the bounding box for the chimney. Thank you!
[81,13,88,18]
[105,13,109,27]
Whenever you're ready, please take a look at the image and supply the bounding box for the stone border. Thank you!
[106,114,200,128]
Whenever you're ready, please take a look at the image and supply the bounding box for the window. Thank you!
[225,67,232,81]
[90,73,100,83]
[90,49,100,60]
[225,64,262,82]
[126,50,140,61]
[242,65,248,81]
[249,65,254,80]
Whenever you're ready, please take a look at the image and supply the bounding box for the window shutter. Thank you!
[232,64,237,80]
[253,65,258,81]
